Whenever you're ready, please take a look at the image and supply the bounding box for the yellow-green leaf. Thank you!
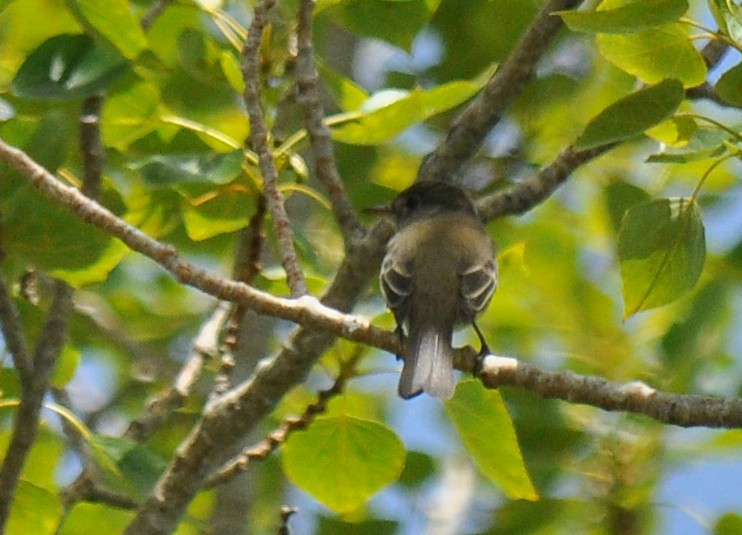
[282,416,405,513]
[445,380,537,501]
[597,24,706,87]
[558,0,688,33]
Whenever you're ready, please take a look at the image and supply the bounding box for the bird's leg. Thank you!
[472,321,490,377]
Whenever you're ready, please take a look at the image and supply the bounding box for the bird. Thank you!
[371,181,497,399]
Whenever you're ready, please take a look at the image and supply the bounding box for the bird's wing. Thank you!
[380,255,414,324]
[459,258,497,319]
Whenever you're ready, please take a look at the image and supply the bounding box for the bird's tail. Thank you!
[398,323,455,399]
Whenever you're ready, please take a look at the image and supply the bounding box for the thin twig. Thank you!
[0,281,73,533]
[140,0,174,31]
[295,0,364,243]
[0,274,32,383]
[476,144,614,221]
[417,0,583,183]
[242,0,308,297]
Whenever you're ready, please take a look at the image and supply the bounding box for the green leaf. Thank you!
[64,0,147,59]
[2,185,122,285]
[709,0,742,41]
[6,481,61,535]
[445,380,537,501]
[51,346,81,388]
[329,0,441,50]
[182,189,256,241]
[58,503,134,535]
[716,513,742,535]
[332,68,491,145]
[558,0,688,33]
[596,24,706,87]
[716,62,742,106]
[604,180,652,233]
[317,517,399,535]
[11,34,128,100]
[618,198,706,316]
[102,79,160,150]
[131,151,245,186]
[574,79,685,150]
[282,416,405,514]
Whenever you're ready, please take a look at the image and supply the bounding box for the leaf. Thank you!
[182,188,256,241]
[58,503,134,535]
[328,0,441,50]
[604,180,652,233]
[5,481,61,535]
[102,79,160,150]
[64,0,147,60]
[51,346,81,389]
[596,24,706,87]
[11,34,128,100]
[445,380,537,501]
[281,416,405,514]
[574,79,685,150]
[716,62,742,106]
[618,198,706,316]
[716,513,742,535]
[709,0,742,42]
[332,68,491,145]
[558,0,688,33]
[131,151,245,186]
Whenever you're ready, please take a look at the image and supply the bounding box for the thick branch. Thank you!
[0,136,395,352]
[478,355,742,428]
[296,0,364,243]
[418,0,583,182]
[242,0,308,297]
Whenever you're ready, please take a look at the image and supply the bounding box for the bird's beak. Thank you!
[363,204,393,216]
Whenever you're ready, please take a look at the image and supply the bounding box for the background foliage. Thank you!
[2,0,742,534]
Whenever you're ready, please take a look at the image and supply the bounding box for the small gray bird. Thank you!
[372,181,497,399]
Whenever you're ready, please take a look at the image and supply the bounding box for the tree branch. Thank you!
[295,0,364,243]
[418,0,583,182]
[0,274,32,384]
[79,94,105,199]
[0,281,73,533]
[242,0,308,297]
[476,144,614,221]
[478,355,742,428]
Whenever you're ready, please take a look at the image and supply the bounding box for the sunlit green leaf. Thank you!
[332,69,490,145]
[574,79,684,150]
[709,0,742,41]
[282,416,405,513]
[558,0,687,33]
[619,198,706,316]
[11,34,128,99]
[445,380,537,501]
[51,346,81,389]
[182,188,255,241]
[597,24,706,87]
[102,79,160,149]
[64,0,147,59]
[6,481,61,535]
[58,503,134,535]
